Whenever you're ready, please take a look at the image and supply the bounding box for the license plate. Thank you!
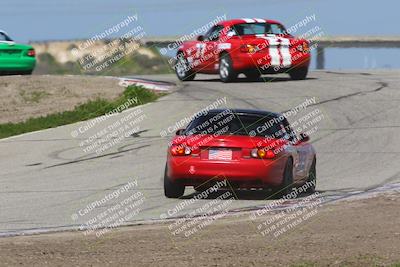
[208,149,232,160]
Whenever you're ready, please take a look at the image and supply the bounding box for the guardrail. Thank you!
[142,36,400,69]
[310,36,400,69]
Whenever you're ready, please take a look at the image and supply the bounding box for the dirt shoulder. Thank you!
[0,193,399,267]
[0,75,124,124]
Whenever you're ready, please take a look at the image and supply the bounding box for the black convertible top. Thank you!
[207,108,282,118]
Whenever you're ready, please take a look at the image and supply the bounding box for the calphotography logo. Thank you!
[160,96,228,138]
[70,101,147,155]
[162,14,227,57]
[250,190,324,239]
[160,179,235,238]
[70,13,147,73]
[71,179,146,238]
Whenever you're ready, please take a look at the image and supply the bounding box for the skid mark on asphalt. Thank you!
[44,144,150,169]
[311,81,387,105]
[303,80,392,145]
[325,71,373,76]
[25,162,42,167]
[178,83,263,110]
[281,81,388,115]
[46,136,163,161]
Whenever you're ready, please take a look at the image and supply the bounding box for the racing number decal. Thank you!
[195,43,206,57]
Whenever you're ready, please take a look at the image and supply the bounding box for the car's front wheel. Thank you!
[219,53,237,83]
[164,165,185,198]
[289,67,308,80]
[175,53,195,81]
[305,157,316,193]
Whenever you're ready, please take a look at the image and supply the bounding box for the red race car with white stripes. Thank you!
[175,18,311,82]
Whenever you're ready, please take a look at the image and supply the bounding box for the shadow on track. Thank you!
[182,189,317,201]
[191,76,317,83]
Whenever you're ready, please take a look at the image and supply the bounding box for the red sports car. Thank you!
[164,109,316,198]
[175,18,311,82]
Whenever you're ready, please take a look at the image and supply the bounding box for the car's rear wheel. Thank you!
[289,67,308,80]
[274,157,294,198]
[175,52,196,81]
[305,157,316,193]
[164,165,185,198]
[244,70,261,81]
[219,53,237,83]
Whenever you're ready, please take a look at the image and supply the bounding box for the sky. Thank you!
[1,0,399,69]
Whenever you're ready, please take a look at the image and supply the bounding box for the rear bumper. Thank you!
[231,51,310,72]
[0,57,36,71]
[167,155,287,188]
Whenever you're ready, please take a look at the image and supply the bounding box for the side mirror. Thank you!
[197,35,204,41]
[299,133,310,143]
[175,129,185,136]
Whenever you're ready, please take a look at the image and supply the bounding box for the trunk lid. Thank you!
[0,42,31,58]
[172,134,287,159]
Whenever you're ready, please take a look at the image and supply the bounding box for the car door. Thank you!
[194,25,224,71]
[293,137,312,180]
[281,120,311,181]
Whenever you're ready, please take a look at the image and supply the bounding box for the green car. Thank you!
[0,30,36,75]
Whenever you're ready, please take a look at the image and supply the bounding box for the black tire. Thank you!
[244,70,261,81]
[305,157,316,193]
[289,67,308,80]
[219,53,237,83]
[164,165,185,198]
[194,183,209,192]
[275,157,294,198]
[175,53,196,81]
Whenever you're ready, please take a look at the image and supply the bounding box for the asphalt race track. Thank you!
[1,70,399,236]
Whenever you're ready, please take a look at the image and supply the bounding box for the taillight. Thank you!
[27,49,35,57]
[296,42,309,53]
[240,44,257,53]
[170,144,200,156]
[171,145,188,156]
[251,148,275,159]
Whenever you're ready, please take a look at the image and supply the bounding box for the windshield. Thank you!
[0,32,12,41]
[185,111,287,138]
[230,23,286,36]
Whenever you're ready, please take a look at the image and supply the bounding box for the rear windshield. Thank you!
[185,111,287,138]
[230,23,286,36]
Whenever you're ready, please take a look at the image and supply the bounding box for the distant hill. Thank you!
[31,39,171,75]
